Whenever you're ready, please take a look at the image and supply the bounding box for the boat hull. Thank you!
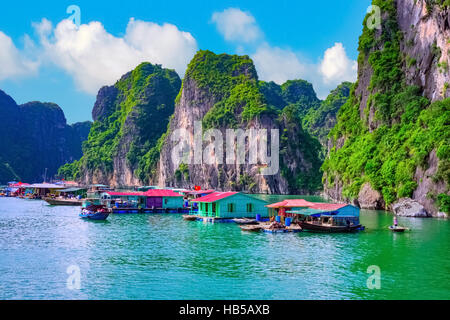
[300,222,362,233]
[79,212,110,220]
[44,197,82,206]
[389,226,407,232]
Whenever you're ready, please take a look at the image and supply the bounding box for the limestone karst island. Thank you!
[0,0,448,303]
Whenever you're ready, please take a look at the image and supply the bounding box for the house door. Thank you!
[147,197,163,208]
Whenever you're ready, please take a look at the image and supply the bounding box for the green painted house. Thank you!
[194,192,269,218]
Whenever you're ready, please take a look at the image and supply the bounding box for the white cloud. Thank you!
[0,31,38,80]
[211,8,262,43]
[34,18,197,94]
[251,43,357,99]
[319,42,357,84]
[252,44,306,85]
[213,8,358,99]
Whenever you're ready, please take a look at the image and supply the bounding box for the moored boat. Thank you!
[182,214,198,221]
[239,224,263,232]
[44,197,83,206]
[80,205,110,220]
[389,226,408,232]
[232,218,258,225]
[299,221,362,233]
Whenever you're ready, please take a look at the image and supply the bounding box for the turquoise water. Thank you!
[0,196,449,300]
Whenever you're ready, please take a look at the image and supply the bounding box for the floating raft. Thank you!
[389,226,409,232]
[113,207,190,214]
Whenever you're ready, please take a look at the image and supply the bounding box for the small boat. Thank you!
[389,226,408,232]
[79,205,110,220]
[182,214,198,221]
[240,224,263,232]
[300,221,362,233]
[232,218,258,225]
[44,197,83,206]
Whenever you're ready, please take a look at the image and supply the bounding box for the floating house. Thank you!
[194,192,269,219]
[101,189,185,213]
[267,199,360,226]
[187,189,215,199]
[28,183,66,197]
[57,187,87,198]
[266,199,317,217]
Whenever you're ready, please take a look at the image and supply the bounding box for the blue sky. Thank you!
[0,0,371,124]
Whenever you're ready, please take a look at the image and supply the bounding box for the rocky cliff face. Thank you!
[0,89,91,183]
[69,63,181,187]
[323,0,449,217]
[157,51,322,194]
[397,0,449,101]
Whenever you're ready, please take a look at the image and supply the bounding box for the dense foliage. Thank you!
[186,51,279,129]
[59,63,181,183]
[183,51,324,193]
[302,82,352,149]
[323,0,450,212]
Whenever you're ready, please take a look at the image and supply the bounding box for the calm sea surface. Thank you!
[0,196,448,300]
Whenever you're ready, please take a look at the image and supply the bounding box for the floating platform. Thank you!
[112,207,191,214]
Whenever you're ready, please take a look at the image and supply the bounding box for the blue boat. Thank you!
[79,210,110,220]
[80,200,110,220]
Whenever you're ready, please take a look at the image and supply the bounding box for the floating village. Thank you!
[2,180,415,233]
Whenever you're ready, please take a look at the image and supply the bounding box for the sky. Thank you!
[0,0,371,124]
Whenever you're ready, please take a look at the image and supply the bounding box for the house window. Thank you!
[227,203,234,213]
[164,199,168,204]
[246,203,253,213]
[205,203,209,212]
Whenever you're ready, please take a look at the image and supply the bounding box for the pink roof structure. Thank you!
[186,189,215,195]
[144,189,183,197]
[105,189,183,197]
[266,199,350,211]
[194,192,238,203]
[309,203,348,211]
[266,199,315,208]
[106,191,146,197]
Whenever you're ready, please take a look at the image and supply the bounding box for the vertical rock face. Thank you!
[0,89,91,183]
[323,0,449,217]
[74,62,181,187]
[157,50,322,194]
[397,0,450,101]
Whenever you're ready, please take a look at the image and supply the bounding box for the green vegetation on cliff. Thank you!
[59,63,181,183]
[186,51,278,129]
[323,0,450,212]
[184,51,323,193]
[302,82,352,148]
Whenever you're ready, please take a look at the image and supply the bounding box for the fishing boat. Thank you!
[285,203,364,233]
[239,224,263,232]
[232,218,258,225]
[299,221,362,233]
[182,214,198,221]
[389,226,408,232]
[79,204,110,220]
[44,197,83,206]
